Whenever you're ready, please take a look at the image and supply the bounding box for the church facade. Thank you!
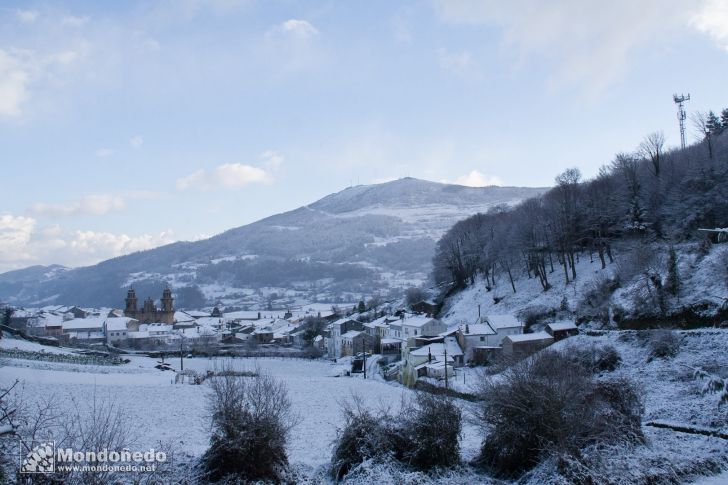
[124,287,175,324]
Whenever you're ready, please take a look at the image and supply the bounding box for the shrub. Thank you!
[201,368,295,483]
[330,393,462,480]
[473,351,643,478]
[330,399,395,480]
[565,343,622,373]
[648,330,681,360]
[394,393,462,470]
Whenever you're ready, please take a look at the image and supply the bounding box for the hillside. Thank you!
[434,127,728,329]
[0,178,545,309]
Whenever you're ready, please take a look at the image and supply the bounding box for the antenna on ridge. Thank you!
[673,93,690,150]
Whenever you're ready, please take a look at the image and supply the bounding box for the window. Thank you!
[414,330,418,335]
[480,336,485,341]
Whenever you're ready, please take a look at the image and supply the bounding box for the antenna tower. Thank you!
[673,93,690,149]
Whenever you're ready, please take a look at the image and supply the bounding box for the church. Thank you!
[124,287,175,324]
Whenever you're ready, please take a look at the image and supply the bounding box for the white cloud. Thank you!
[0,49,31,118]
[260,149,283,171]
[277,19,319,38]
[176,163,271,191]
[691,0,728,51]
[0,45,84,120]
[130,135,144,148]
[177,151,281,191]
[31,194,126,217]
[54,50,79,65]
[437,47,480,79]
[433,0,689,95]
[95,147,113,158]
[0,215,36,265]
[61,15,90,28]
[16,10,39,23]
[0,213,177,272]
[68,230,175,259]
[451,170,503,187]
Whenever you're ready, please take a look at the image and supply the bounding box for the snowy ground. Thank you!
[2,336,472,473]
[442,242,728,328]
[2,330,727,483]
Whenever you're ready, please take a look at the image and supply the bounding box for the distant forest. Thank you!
[433,108,728,295]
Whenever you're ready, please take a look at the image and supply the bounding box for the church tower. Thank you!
[124,288,137,317]
[161,287,174,324]
[161,287,174,313]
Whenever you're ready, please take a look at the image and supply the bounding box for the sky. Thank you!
[2,0,728,273]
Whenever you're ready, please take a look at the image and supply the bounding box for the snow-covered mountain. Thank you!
[0,178,546,308]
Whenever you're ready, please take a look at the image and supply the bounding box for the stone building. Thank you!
[124,287,175,324]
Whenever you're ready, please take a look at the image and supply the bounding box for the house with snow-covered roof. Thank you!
[502,331,554,357]
[387,315,446,347]
[104,317,139,344]
[545,321,578,341]
[401,336,462,386]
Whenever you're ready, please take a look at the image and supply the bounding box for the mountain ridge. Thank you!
[0,178,547,308]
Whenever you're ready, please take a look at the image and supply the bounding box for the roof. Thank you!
[62,317,105,331]
[401,316,439,328]
[410,337,463,357]
[195,317,224,327]
[546,322,578,332]
[184,310,209,318]
[504,331,554,343]
[174,311,196,323]
[485,314,522,329]
[105,317,136,332]
[380,338,401,345]
[341,330,364,339]
[461,324,495,336]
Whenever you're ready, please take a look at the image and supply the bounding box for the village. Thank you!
[2,287,579,389]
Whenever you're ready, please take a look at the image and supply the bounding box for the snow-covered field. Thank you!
[1,337,420,470]
[2,329,727,483]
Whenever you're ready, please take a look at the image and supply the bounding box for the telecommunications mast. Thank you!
[673,93,690,150]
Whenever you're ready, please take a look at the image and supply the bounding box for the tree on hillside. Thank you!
[693,111,715,161]
[639,131,665,177]
[706,110,723,135]
[721,108,728,129]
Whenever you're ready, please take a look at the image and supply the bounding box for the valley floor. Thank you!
[2,328,727,484]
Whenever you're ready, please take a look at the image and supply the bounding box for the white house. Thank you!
[401,336,462,386]
[104,317,139,344]
[62,317,105,342]
[387,315,446,346]
[456,314,524,364]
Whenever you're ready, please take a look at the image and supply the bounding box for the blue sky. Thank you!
[2,0,728,272]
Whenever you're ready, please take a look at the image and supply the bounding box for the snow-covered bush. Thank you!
[647,330,681,361]
[330,398,396,480]
[393,392,462,470]
[201,368,295,483]
[473,351,643,478]
[330,392,462,480]
[563,342,621,373]
[576,274,619,324]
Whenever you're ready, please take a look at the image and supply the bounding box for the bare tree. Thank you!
[692,111,714,162]
[639,131,666,177]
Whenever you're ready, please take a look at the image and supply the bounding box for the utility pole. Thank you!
[180,338,184,371]
[363,338,367,379]
[673,93,690,150]
[444,345,448,390]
